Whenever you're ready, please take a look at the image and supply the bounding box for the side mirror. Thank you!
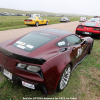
[85,41,89,44]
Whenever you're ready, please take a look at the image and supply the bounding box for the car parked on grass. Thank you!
[60,17,70,22]
[76,21,100,38]
[79,17,87,22]
[0,28,93,95]
[88,18,100,22]
[24,17,49,26]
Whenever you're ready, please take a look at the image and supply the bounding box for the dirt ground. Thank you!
[0,21,80,42]
[0,21,80,82]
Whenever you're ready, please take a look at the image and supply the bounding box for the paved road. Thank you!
[0,21,80,82]
[0,21,80,42]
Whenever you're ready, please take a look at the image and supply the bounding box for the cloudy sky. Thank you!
[0,0,100,15]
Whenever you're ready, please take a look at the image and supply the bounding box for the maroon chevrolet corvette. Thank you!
[0,28,93,95]
[76,21,100,38]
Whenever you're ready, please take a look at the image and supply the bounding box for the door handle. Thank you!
[61,48,67,52]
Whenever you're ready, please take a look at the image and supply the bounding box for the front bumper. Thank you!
[76,30,100,38]
[60,20,67,22]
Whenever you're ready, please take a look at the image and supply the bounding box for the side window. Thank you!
[66,35,82,46]
[55,38,68,47]
[39,17,43,20]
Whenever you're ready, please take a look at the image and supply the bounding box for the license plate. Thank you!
[85,32,89,34]
[3,69,12,80]
[22,81,35,89]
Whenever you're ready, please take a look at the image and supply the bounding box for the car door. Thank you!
[80,39,89,56]
[66,35,85,65]
[38,17,44,24]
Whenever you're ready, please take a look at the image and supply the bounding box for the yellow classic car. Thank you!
[24,17,49,26]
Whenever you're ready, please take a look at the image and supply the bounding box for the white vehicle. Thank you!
[88,18,100,22]
[79,17,87,22]
[30,14,40,17]
[4,12,9,16]
[60,17,70,22]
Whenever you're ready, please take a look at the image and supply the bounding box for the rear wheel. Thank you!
[57,64,71,92]
[46,21,48,25]
[35,22,39,27]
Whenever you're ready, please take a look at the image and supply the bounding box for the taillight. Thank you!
[29,20,32,21]
[24,19,27,21]
[24,19,32,21]
[93,28,100,31]
[77,25,84,29]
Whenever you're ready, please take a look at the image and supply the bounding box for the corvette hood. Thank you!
[0,39,59,62]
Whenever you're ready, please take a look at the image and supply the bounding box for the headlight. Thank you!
[17,63,27,69]
[27,65,41,72]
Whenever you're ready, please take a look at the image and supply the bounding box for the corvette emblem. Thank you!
[3,58,8,63]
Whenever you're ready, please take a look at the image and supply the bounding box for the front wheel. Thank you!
[88,41,93,54]
[57,64,71,92]
[35,22,39,27]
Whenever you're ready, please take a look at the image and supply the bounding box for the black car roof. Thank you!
[35,28,73,37]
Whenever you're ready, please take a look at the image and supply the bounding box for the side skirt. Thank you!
[71,54,87,73]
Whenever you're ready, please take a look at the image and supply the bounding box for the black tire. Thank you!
[35,22,39,27]
[46,21,48,25]
[57,64,71,92]
[88,41,93,54]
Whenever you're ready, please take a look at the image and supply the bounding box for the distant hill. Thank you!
[0,8,81,15]
[0,8,61,15]
[0,8,91,16]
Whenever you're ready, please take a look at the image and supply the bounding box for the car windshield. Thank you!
[89,18,99,22]
[13,32,58,52]
[85,22,96,27]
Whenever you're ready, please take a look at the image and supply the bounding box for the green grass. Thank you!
[0,16,29,31]
[0,16,93,31]
[69,16,93,22]
[0,39,100,100]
